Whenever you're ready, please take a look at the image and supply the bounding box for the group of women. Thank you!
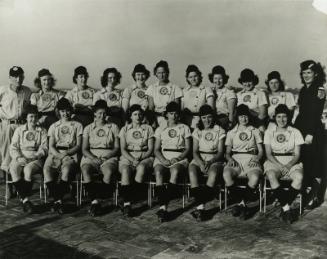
[8,59,326,224]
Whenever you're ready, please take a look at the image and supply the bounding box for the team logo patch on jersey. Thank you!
[137,90,145,98]
[276,134,286,143]
[317,89,326,100]
[109,93,117,101]
[243,95,251,103]
[25,132,35,141]
[96,129,105,137]
[60,126,70,135]
[159,87,168,95]
[81,91,90,99]
[168,129,177,138]
[132,130,142,139]
[239,132,248,141]
[205,132,213,141]
[271,97,279,105]
[42,93,52,102]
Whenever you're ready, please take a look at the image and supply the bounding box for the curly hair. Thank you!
[34,75,56,89]
[101,67,122,87]
[300,60,326,87]
[153,60,170,75]
[185,64,203,85]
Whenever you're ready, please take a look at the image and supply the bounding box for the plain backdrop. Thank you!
[0,0,327,91]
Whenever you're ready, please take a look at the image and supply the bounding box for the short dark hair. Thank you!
[132,64,150,81]
[300,60,326,86]
[153,60,170,75]
[126,104,144,123]
[34,70,56,89]
[73,66,89,84]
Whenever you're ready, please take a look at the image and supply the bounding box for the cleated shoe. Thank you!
[122,205,132,217]
[89,203,102,217]
[156,209,168,223]
[52,202,64,215]
[231,205,243,217]
[22,200,34,214]
[191,209,204,222]
[280,209,292,224]
[239,205,249,220]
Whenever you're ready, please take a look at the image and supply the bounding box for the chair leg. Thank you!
[224,186,228,210]
[299,194,302,215]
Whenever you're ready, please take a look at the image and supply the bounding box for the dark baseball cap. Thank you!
[9,66,24,77]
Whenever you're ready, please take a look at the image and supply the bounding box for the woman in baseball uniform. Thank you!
[237,69,268,133]
[9,104,47,213]
[93,67,125,128]
[181,65,214,129]
[294,60,326,209]
[208,65,236,130]
[31,69,64,130]
[43,98,83,214]
[66,66,95,127]
[266,71,296,125]
[223,104,264,219]
[81,100,120,216]
[264,104,304,223]
[119,104,154,217]
[189,105,225,221]
[154,101,192,222]
[146,60,183,128]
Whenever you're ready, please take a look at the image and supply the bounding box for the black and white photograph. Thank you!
[0,0,327,258]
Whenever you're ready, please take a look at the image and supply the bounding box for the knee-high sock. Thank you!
[156,185,168,206]
[135,182,146,199]
[121,185,132,203]
[13,180,27,199]
[54,180,69,201]
[272,186,287,206]
[85,182,97,201]
[24,181,33,198]
[190,187,202,206]
[243,185,256,203]
[202,185,215,204]
[168,183,179,202]
[46,181,56,199]
[287,186,300,206]
[101,182,114,199]
[227,184,240,203]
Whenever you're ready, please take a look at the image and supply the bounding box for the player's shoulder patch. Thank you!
[317,87,326,100]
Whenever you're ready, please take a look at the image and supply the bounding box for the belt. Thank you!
[56,146,70,150]
[199,151,217,154]
[127,149,148,152]
[232,150,258,155]
[162,148,185,152]
[272,152,294,156]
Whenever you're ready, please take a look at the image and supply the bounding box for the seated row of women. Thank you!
[9,98,304,224]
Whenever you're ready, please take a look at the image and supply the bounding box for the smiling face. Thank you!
[213,74,224,88]
[242,81,254,91]
[166,111,179,123]
[76,74,87,87]
[134,72,147,85]
[238,114,249,126]
[94,108,106,123]
[27,113,38,127]
[201,114,214,129]
[275,113,288,128]
[187,71,200,87]
[59,108,71,121]
[302,68,316,86]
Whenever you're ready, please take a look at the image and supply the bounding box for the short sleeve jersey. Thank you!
[48,120,83,148]
[237,88,268,115]
[31,89,64,112]
[182,85,214,113]
[0,85,32,120]
[10,124,48,160]
[225,125,262,152]
[214,87,237,115]
[192,125,226,152]
[267,91,296,119]
[155,123,191,150]
[264,124,304,153]
[93,87,123,108]
[119,124,154,151]
[123,84,149,110]
[83,122,119,149]
[146,82,183,113]
[65,86,95,106]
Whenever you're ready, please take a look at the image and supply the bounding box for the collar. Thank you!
[185,84,205,91]
[231,124,255,133]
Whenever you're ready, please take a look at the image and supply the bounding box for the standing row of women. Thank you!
[7,59,326,223]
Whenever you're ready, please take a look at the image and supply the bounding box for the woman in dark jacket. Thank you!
[294,60,326,209]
